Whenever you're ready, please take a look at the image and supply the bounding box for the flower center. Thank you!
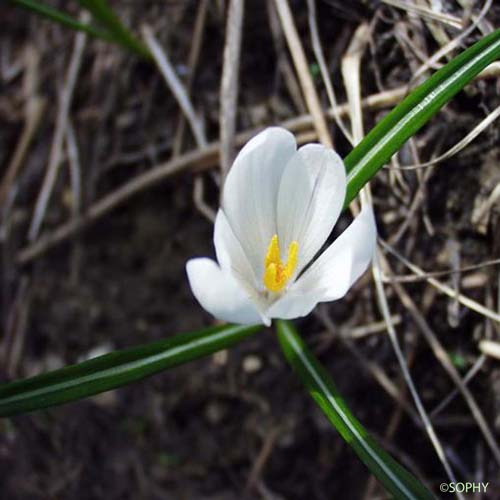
[263,234,298,293]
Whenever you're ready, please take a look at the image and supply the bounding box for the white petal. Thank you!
[266,288,325,320]
[267,206,376,319]
[186,258,267,325]
[214,209,257,287]
[295,205,377,299]
[276,144,346,274]
[222,127,297,279]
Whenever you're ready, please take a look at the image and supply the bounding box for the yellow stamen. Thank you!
[263,234,299,293]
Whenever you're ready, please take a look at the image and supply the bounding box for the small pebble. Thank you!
[243,354,262,373]
[213,349,228,366]
[205,402,226,424]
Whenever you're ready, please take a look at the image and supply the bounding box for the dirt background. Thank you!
[1,1,500,499]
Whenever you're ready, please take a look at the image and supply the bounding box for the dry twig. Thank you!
[0,46,45,207]
[381,0,463,29]
[381,239,500,323]
[273,0,331,147]
[220,0,245,176]
[142,24,207,149]
[479,339,500,360]
[172,0,209,157]
[28,16,88,241]
[306,0,353,144]
[409,0,493,83]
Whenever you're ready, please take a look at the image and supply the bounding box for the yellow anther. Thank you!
[263,235,299,293]
[265,235,280,269]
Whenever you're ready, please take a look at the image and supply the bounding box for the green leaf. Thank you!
[276,320,434,500]
[9,0,114,42]
[343,28,500,206]
[0,323,261,417]
[77,0,151,59]
[8,0,150,59]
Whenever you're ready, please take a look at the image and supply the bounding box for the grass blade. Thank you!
[0,323,261,417]
[344,28,500,205]
[9,0,113,43]
[276,320,434,500]
[8,0,150,59]
[78,0,150,59]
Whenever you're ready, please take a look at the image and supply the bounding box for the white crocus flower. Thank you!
[186,127,377,326]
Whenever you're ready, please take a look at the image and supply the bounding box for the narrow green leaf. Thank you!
[78,0,150,59]
[0,323,261,417]
[9,0,114,43]
[8,0,150,59]
[344,28,500,205]
[276,320,434,500]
